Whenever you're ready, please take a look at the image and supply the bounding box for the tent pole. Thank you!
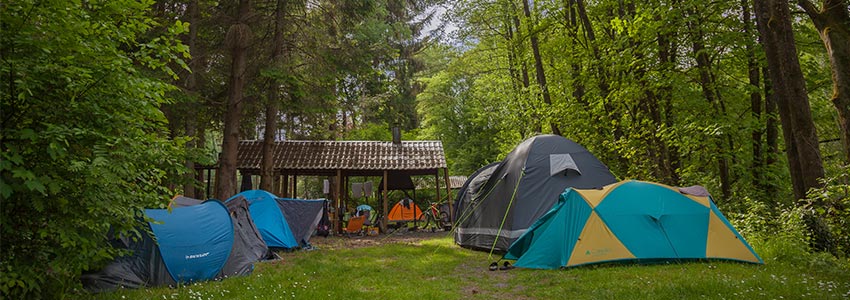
[381,170,388,233]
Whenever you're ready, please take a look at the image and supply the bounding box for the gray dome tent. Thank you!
[454,134,617,252]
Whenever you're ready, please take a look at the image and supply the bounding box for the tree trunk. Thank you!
[764,67,779,197]
[216,0,252,200]
[743,0,765,192]
[261,0,286,192]
[505,5,524,110]
[522,0,561,136]
[564,0,588,106]
[798,0,850,165]
[575,0,626,170]
[755,0,832,253]
[755,0,826,198]
[657,18,681,186]
[182,0,199,198]
[508,2,538,135]
[687,7,732,200]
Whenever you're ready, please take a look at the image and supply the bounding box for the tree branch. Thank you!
[796,0,824,28]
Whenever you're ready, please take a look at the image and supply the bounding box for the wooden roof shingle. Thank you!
[236,140,447,174]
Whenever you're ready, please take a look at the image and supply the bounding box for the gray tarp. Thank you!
[276,199,324,247]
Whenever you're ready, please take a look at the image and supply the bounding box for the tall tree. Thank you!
[260,0,289,191]
[797,0,850,165]
[216,0,253,199]
[183,0,201,198]
[686,4,733,200]
[522,0,561,135]
[754,0,826,199]
[754,0,832,252]
[743,0,766,192]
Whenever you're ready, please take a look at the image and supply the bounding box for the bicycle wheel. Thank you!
[439,212,450,229]
[417,212,431,230]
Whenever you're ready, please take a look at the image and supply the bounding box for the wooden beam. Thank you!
[444,168,453,225]
[274,173,282,195]
[381,170,388,233]
[292,175,298,198]
[434,169,440,225]
[343,174,349,211]
[334,170,342,234]
[282,174,289,197]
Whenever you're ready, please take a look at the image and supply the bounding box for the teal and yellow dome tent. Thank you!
[503,180,762,269]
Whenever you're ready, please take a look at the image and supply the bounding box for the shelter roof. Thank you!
[236,140,447,175]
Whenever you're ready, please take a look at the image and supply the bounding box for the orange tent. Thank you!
[387,199,422,222]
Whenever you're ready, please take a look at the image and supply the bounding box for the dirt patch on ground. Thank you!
[306,228,451,250]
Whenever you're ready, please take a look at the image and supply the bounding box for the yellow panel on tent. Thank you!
[706,211,761,263]
[574,181,626,208]
[567,211,635,266]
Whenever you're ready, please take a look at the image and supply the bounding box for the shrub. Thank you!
[1,1,188,298]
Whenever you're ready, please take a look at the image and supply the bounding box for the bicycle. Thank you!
[417,200,450,232]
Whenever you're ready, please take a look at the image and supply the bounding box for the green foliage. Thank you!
[425,0,846,210]
[804,168,850,256]
[342,122,394,141]
[415,45,502,174]
[729,198,812,264]
[0,0,189,298]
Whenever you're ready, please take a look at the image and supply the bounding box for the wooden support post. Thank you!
[435,170,440,205]
[274,173,281,195]
[292,175,298,198]
[444,168,453,225]
[206,169,212,199]
[335,170,342,234]
[381,170,388,233]
[282,174,289,197]
[343,175,349,210]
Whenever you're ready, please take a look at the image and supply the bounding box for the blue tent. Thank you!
[230,190,299,249]
[82,200,256,291]
[146,202,234,281]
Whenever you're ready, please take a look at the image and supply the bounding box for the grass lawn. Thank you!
[82,233,850,300]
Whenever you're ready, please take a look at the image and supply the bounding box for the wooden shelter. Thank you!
[231,140,451,233]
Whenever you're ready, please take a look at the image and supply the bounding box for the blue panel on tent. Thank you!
[656,208,709,258]
[145,201,233,283]
[506,190,592,269]
[229,190,298,248]
[595,181,697,259]
[235,190,279,205]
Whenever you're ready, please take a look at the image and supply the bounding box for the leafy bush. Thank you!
[730,191,850,275]
[1,1,188,298]
[729,198,812,264]
[803,167,850,257]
